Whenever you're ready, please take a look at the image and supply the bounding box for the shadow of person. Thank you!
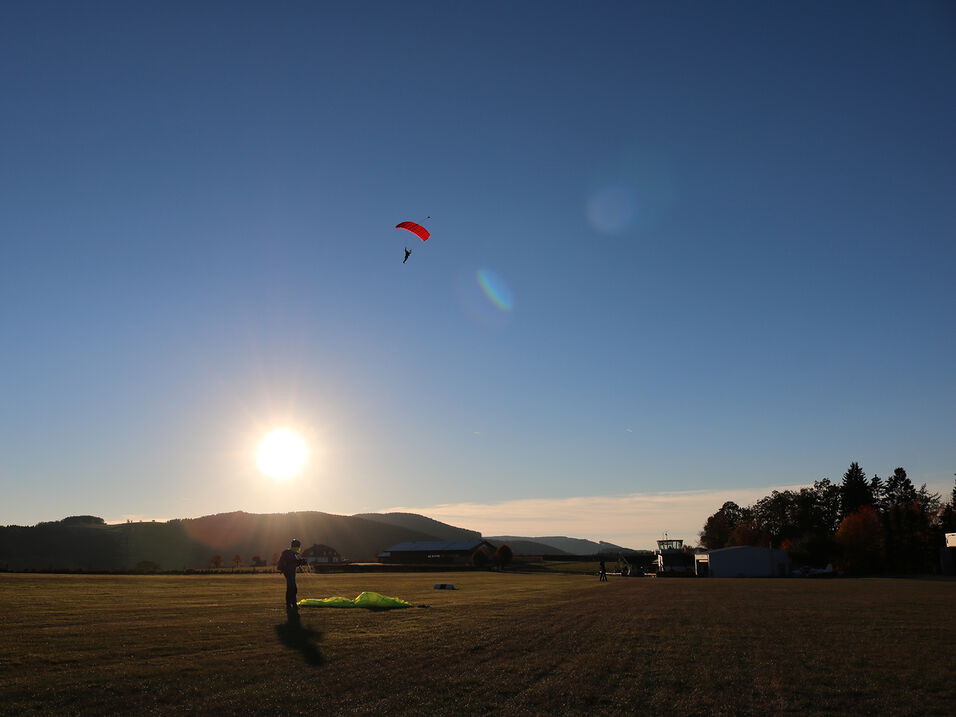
[275,607,325,666]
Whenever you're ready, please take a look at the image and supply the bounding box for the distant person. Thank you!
[277,539,308,610]
[599,560,607,582]
[403,247,412,264]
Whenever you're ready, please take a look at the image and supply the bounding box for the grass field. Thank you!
[1,572,953,715]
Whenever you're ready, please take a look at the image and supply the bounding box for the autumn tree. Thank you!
[752,490,802,544]
[699,501,748,549]
[697,463,944,572]
[729,520,768,547]
[232,554,242,569]
[471,548,490,568]
[494,544,513,569]
[810,478,842,534]
[835,505,883,574]
[210,554,223,569]
[699,511,734,549]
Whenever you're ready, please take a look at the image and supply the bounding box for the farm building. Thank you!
[301,543,343,565]
[701,546,790,577]
[378,540,497,565]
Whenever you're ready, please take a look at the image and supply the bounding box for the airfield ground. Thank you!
[1,571,952,715]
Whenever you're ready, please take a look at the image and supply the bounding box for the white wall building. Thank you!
[704,546,790,577]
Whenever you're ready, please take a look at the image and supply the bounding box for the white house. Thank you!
[704,546,790,577]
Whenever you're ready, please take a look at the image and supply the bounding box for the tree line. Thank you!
[209,554,270,569]
[209,545,516,570]
[699,463,956,574]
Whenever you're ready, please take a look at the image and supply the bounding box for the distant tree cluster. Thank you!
[208,554,249,569]
[35,516,106,528]
[471,544,514,570]
[699,463,956,574]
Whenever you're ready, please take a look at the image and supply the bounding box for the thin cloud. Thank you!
[388,484,804,550]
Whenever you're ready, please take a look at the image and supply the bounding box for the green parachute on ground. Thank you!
[297,591,412,610]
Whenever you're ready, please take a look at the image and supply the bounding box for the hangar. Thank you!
[377,540,497,565]
[698,546,790,577]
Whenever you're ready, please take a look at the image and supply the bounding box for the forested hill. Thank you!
[0,511,465,571]
[351,512,481,542]
[487,536,633,554]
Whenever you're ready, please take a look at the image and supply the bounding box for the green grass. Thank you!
[1,573,953,715]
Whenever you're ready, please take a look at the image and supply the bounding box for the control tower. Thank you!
[656,536,692,575]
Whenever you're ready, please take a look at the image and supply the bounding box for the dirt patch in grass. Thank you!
[1,573,953,715]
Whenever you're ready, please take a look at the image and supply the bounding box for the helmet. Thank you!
[291,539,301,548]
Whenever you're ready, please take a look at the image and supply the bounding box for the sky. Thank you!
[2,2,954,549]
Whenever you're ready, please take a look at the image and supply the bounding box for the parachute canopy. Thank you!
[395,221,430,242]
[297,591,413,610]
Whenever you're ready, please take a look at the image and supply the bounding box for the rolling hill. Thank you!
[0,511,473,571]
[487,536,634,555]
[0,512,646,570]
[351,512,481,542]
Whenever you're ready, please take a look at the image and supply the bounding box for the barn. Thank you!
[378,540,497,565]
[703,546,790,577]
[301,543,343,565]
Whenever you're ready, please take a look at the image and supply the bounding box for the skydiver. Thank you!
[403,247,412,264]
[277,538,308,611]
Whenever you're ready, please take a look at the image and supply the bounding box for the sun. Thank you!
[256,428,308,480]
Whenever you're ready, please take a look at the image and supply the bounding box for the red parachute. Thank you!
[395,221,430,242]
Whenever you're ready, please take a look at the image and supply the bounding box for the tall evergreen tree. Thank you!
[938,477,956,533]
[869,474,885,512]
[884,467,916,507]
[841,462,872,519]
[916,483,941,514]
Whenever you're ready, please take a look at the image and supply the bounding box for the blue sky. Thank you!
[2,2,954,548]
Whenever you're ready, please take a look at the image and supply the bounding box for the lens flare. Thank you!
[477,269,513,311]
[455,268,515,328]
[587,182,637,234]
[586,144,679,236]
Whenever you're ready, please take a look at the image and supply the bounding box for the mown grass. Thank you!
[1,572,953,715]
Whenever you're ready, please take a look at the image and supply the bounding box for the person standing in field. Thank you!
[278,539,308,610]
[599,560,608,581]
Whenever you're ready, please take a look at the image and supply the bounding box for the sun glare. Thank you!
[256,428,308,480]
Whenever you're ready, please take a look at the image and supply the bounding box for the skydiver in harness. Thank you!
[277,539,308,611]
[403,247,412,264]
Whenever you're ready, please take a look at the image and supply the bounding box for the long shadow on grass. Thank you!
[275,608,324,666]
